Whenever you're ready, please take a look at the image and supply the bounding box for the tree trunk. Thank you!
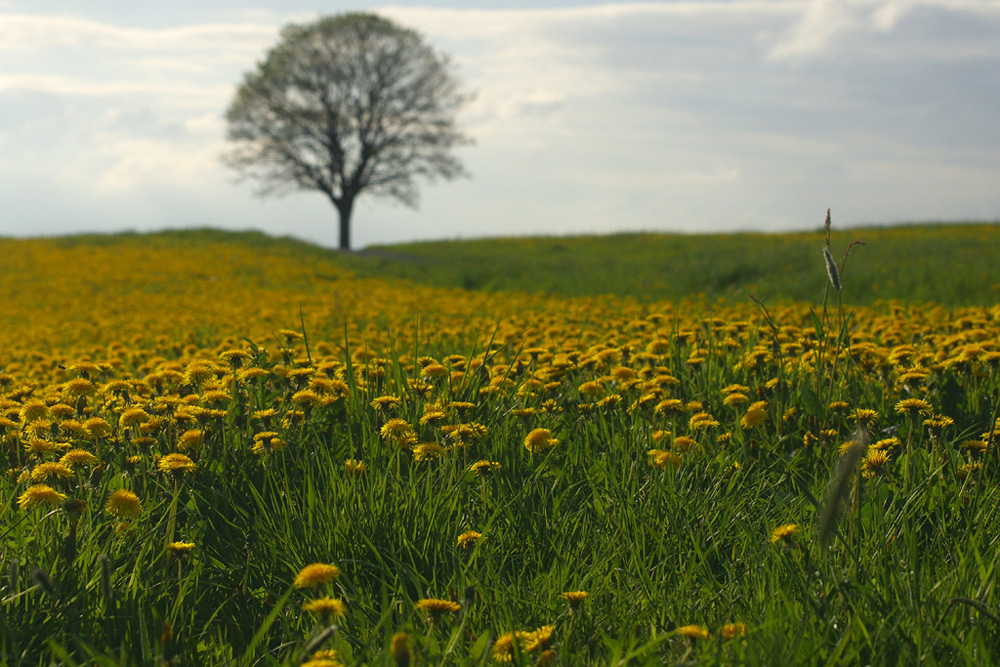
[335,196,354,251]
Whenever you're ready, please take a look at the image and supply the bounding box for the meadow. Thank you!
[340,222,1000,305]
[2,223,999,665]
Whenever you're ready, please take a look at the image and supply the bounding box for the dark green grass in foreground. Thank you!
[340,222,1000,306]
[6,320,1000,665]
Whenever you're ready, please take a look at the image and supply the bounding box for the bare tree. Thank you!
[223,13,471,250]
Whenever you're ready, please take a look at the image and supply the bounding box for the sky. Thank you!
[1,0,999,249]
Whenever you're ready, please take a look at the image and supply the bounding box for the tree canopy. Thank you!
[223,13,471,250]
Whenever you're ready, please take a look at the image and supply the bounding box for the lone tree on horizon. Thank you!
[223,12,471,251]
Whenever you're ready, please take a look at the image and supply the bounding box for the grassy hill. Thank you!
[337,222,1000,306]
[28,221,1000,306]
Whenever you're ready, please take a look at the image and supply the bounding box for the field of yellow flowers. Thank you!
[2,229,1000,665]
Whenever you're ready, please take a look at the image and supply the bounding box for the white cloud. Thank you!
[0,13,277,50]
[0,73,228,101]
[1,2,999,248]
[767,0,1000,61]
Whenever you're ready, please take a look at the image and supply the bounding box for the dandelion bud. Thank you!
[823,247,841,291]
[391,632,410,667]
[31,566,56,598]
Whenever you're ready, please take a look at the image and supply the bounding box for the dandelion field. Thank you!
[2,226,1000,665]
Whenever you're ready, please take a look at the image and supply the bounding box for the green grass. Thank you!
[4,223,1000,665]
[339,222,1000,306]
[32,221,1000,306]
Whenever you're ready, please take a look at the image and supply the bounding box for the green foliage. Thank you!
[340,222,1000,306]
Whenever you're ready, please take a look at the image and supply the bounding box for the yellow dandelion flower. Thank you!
[524,428,559,453]
[872,437,901,451]
[421,363,449,380]
[560,590,589,606]
[741,402,768,429]
[672,435,697,452]
[49,403,77,419]
[301,654,343,667]
[850,408,879,426]
[68,361,102,378]
[19,399,49,423]
[157,453,196,474]
[200,390,231,407]
[419,409,448,426]
[720,622,747,640]
[924,414,954,431]
[302,596,347,619]
[469,460,501,477]
[64,377,96,397]
[83,417,112,438]
[219,349,252,368]
[389,633,410,666]
[177,429,204,450]
[18,484,67,510]
[166,542,195,557]
[895,398,933,419]
[184,360,217,386]
[344,459,366,476]
[676,625,710,641]
[119,407,150,428]
[24,439,59,455]
[60,449,99,466]
[723,392,749,407]
[58,420,88,438]
[654,398,685,415]
[492,631,533,662]
[961,439,988,455]
[838,440,864,456]
[30,461,74,482]
[251,408,279,422]
[413,442,446,461]
[294,563,340,588]
[525,625,555,652]
[292,389,324,407]
[647,448,681,469]
[103,379,133,397]
[957,462,982,479]
[770,523,800,545]
[239,366,268,382]
[105,489,142,519]
[596,394,623,410]
[456,531,483,548]
[371,395,401,411]
[414,598,460,618]
[276,328,304,344]
[862,450,891,478]
[380,418,414,442]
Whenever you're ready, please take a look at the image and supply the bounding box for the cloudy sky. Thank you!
[2,1,999,249]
